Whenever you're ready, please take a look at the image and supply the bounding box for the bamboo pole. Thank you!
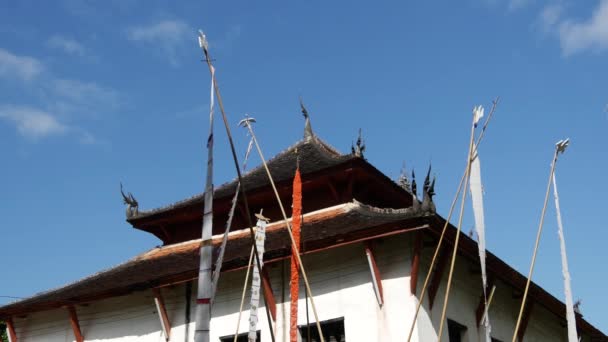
[511,140,568,342]
[405,98,498,342]
[481,285,497,327]
[197,32,276,342]
[241,120,326,342]
[436,112,477,341]
[234,247,255,342]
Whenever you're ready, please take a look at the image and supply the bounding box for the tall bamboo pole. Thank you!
[436,112,477,341]
[511,139,568,342]
[196,31,276,342]
[405,98,498,342]
[241,119,326,342]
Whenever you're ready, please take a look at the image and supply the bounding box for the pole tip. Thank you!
[198,30,208,50]
[555,138,570,154]
[238,115,257,127]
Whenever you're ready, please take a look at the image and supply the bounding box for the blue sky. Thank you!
[1,0,607,334]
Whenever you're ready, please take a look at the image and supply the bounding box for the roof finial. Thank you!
[423,163,432,195]
[351,128,366,158]
[300,97,313,139]
[398,162,412,192]
[120,182,139,219]
[411,169,417,198]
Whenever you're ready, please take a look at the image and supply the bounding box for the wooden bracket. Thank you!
[152,288,172,341]
[326,179,340,202]
[364,241,384,306]
[261,266,277,321]
[410,231,423,295]
[67,305,84,342]
[6,317,17,342]
[517,300,535,342]
[428,246,449,309]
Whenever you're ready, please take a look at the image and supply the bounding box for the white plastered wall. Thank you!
[10,233,588,342]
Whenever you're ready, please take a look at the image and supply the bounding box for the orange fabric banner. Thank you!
[289,167,302,342]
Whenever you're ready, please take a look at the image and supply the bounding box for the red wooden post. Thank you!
[261,266,277,321]
[364,241,384,306]
[410,231,423,295]
[6,317,17,342]
[153,288,172,341]
[67,305,84,342]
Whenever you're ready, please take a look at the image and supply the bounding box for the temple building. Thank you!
[1,121,606,342]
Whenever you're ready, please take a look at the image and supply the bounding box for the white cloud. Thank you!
[0,105,67,139]
[126,19,191,66]
[46,35,86,56]
[558,0,608,55]
[0,47,121,143]
[0,48,44,81]
[509,0,534,11]
[539,4,564,32]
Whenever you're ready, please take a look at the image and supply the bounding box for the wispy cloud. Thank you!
[126,19,191,66]
[46,35,86,56]
[0,46,121,143]
[539,4,564,32]
[556,0,608,56]
[508,0,534,11]
[0,105,67,139]
[0,48,44,81]
[51,79,120,110]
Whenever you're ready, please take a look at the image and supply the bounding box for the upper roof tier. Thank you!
[127,131,417,244]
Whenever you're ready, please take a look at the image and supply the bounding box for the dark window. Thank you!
[447,319,467,342]
[299,317,345,342]
[219,331,260,342]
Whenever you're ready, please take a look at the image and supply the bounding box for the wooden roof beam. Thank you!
[410,231,423,295]
[261,266,276,321]
[6,317,17,342]
[364,241,384,307]
[152,288,172,341]
[67,305,84,342]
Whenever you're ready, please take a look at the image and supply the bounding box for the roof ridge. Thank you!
[131,135,354,220]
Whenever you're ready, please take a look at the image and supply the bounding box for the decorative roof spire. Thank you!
[411,169,417,198]
[423,163,432,195]
[351,128,366,158]
[300,97,313,139]
[421,163,436,212]
[398,162,412,192]
[120,182,139,219]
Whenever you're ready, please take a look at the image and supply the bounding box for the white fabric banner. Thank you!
[552,171,578,342]
[469,146,491,342]
[248,218,268,342]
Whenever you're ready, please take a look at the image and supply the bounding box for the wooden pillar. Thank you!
[261,266,277,321]
[153,288,172,341]
[364,241,384,306]
[410,231,423,295]
[67,305,84,342]
[6,317,17,342]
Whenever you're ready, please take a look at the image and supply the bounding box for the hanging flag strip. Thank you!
[469,142,491,342]
[552,171,578,342]
[194,42,215,342]
[211,138,254,304]
[248,215,269,342]
[290,167,303,342]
